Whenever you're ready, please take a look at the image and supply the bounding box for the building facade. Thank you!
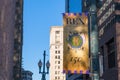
[0,0,23,80]
[50,27,66,80]
[0,0,15,79]
[13,0,23,80]
[97,0,120,80]
[22,68,33,80]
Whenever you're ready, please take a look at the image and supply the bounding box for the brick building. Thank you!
[97,0,120,80]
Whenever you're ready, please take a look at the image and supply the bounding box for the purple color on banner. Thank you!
[62,13,65,16]
[80,70,83,74]
[85,12,88,16]
[63,70,66,74]
[68,13,71,16]
[86,70,90,74]
[79,13,82,15]
[73,13,77,16]
[74,70,77,74]
[68,70,71,74]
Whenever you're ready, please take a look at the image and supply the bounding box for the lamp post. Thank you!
[83,0,102,79]
[38,50,50,80]
[88,0,102,80]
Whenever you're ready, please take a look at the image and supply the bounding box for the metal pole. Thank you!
[42,50,46,80]
[89,0,99,80]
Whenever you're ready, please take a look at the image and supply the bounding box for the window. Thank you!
[55,46,57,49]
[55,45,59,49]
[58,77,60,79]
[55,71,57,74]
[108,52,115,68]
[107,38,115,68]
[55,77,57,79]
[58,61,60,64]
[55,51,60,54]
[55,31,60,43]
[99,47,104,77]
[58,66,60,69]
[116,15,120,23]
[58,51,60,54]
[55,46,58,49]
[55,51,57,54]
[58,56,60,59]
[115,3,120,10]
[55,56,57,59]
[100,46,105,72]
[55,31,60,34]
[16,1,20,7]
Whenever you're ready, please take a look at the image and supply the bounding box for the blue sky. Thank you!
[23,0,83,80]
[69,0,82,12]
[23,0,65,80]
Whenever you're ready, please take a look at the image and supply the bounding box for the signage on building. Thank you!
[63,13,89,74]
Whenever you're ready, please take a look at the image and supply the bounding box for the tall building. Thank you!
[22,68,33,80]
[0,0,15,79]
[13,0,23,80]
[0,0,23,80]
[97,0,120,80]
[50,27,66,80]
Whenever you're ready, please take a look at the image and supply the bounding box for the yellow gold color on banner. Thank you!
[63,13,89,74]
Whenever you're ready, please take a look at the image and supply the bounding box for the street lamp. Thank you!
[46,60,50,73]
[82,0,101,79]
[38,50,50,80]
[88,0,102,80]
[38,60,42,73]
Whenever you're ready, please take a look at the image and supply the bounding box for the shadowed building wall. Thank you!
[13,0,23,80]
[0,0,23,80]
[0,0,15,79]
[97,0,120,80]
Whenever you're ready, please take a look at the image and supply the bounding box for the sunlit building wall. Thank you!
[50,27,66,80]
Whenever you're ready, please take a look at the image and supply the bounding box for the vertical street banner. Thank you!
[63,13,89,74]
